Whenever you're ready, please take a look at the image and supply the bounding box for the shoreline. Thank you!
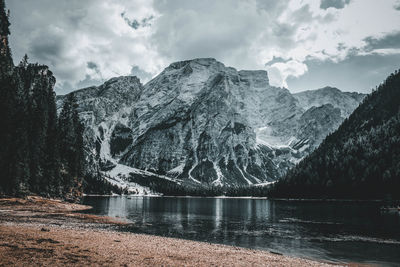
[84,194,388,202]
[0,196,342,266]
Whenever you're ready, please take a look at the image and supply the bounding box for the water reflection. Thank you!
[83,196,400,266]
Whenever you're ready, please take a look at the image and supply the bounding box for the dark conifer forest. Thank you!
[0,1,86,200]
[269,70,400,199]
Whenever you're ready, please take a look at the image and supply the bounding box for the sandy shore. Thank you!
[0,197,340,266]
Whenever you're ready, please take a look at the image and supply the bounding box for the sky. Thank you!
[6,0,400,95]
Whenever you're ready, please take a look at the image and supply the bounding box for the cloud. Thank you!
[87,61,99,71]
[394,1,400,10]
[267,60,308,88]
[150,0,269,70]
[6,0,400,94]
[131,65,153,83]
[363,32,400,51]
[121,12,154,30]
[266,56,291,65]
[149,0,400,89]
[287,53,400,93]
[320,0,350,10]
[8,0,162,94]
[75,75,103,91]
[121,12,140,30]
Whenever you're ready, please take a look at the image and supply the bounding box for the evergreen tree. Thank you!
[42,86,61,196]
[0,2,86,199]
[58,94,85,199]
[0,0,13,77]
[19,54,28,69]
[0,2,25,195]
[0,74,30,196]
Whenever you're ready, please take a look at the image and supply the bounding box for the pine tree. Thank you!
[19,54,28,69]
[0,0,13,78]
[0,1,18,194]
[58,94,85,199]
[0,2,86,199]
[43,87,61,196]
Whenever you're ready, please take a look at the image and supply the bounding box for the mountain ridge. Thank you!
[57,58,365,192]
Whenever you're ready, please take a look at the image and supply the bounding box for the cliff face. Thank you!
[119,59,299,185]
[58,58,365,188]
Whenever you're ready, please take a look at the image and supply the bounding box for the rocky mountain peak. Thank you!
[167,57,221,69]
[238,70,269,87]
[58,58,366,190]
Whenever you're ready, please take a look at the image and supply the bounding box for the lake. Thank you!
[83,196,400,266]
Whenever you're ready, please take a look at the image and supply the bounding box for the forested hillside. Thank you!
[270,70,400,199]
[0,1,119,199]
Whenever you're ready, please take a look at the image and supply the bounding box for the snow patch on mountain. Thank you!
[255,126,294,148]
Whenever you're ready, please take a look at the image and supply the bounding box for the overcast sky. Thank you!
[7,0,400,94]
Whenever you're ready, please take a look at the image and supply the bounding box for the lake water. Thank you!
[83,196,400,266]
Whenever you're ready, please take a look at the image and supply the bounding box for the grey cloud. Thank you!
[255,0,290,15]
[7,0,400,95]
[337,43,347,51]
[76,74,103,89]
[121,12,154,30]
[66,8,87,27]
[291,5,313,23]
[153,0,210,13]
[87,61,98,70]
[28,26,68,68]
[8,0,95,77]
[30,36,64,64]
[265,56,291,66]
[141,16,154,27]
[150,0,283,68]
[287,53,400,93]
[131,65,153,82]
[121,12,140,29]
[320,0,350,10]
[55,81,74,96]
[317,12,336,24]
[269,23,298,49]
[273,23,296,38]
[151,0,304,73]
[7,0,121,93]
[363,32,400,51]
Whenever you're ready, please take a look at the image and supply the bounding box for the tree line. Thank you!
[0,1,87,200]
[128,173,271,197]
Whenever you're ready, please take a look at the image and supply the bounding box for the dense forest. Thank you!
[0,1,119,199]
[269,70,400,199]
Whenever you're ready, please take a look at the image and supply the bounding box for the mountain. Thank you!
[57,58,365,192]
[293,86,365,118]
[270,70,400,199]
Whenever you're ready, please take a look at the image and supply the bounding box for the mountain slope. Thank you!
[270,70,400,199]
[58,58,365,190]
[293,86,365,117]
